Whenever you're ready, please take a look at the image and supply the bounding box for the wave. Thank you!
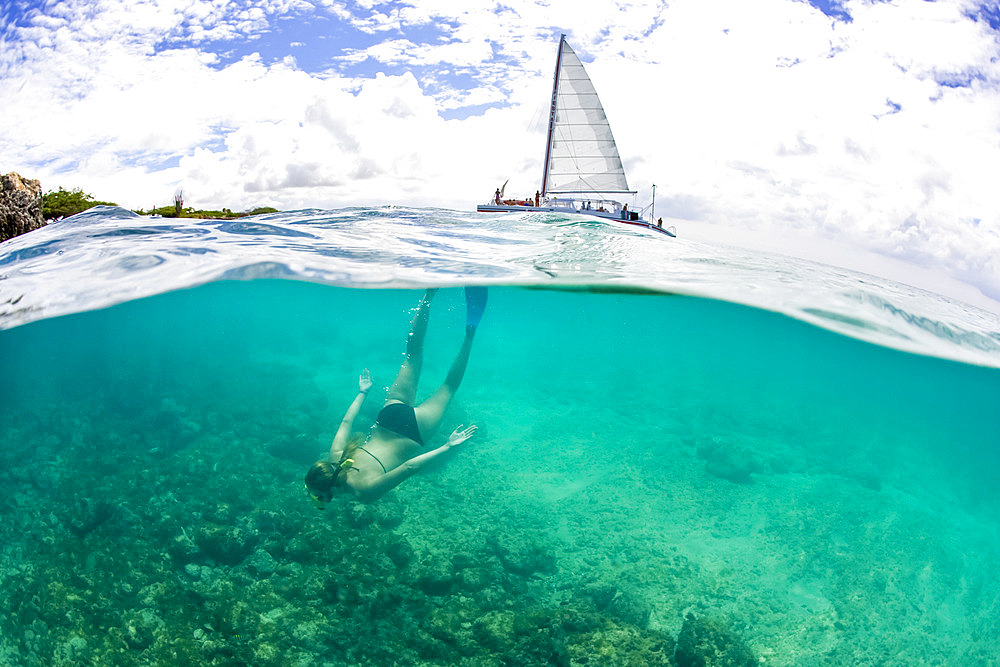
[1,205,999,368]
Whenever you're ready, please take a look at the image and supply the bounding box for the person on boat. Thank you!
[535,191,540,207]
[657,218,663,228]
[621,203,628,220]
[494,188,501,205]
[305,288,487,505]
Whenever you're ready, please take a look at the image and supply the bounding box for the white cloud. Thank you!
[1,0,999,301]
[339,36,494,69]
[598,0,1000,299]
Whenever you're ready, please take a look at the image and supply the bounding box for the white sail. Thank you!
[477,35,675,236]
[542,37,633,196]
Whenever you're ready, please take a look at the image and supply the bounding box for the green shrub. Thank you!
[42,187,117,220]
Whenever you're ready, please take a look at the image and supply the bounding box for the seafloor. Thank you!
[1,282,997,665]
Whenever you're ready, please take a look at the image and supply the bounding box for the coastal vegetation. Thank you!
[135,204,280,219]
[41,186,278,221]
[41,187,117,220]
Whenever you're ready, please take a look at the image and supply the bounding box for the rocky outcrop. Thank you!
[1,172,44,242]
[675,613,757,667]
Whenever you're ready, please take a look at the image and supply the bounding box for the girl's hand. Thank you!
[446,424,477,448]
[359,368,373,394]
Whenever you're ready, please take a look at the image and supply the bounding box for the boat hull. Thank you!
[476,204,676,237]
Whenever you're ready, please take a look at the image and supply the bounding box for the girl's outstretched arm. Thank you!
[330,369,373,458]
[354,424,477,502]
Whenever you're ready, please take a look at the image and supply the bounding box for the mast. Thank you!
[540,34,566,198]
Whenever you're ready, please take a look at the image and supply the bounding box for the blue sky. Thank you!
[1,0,999,304]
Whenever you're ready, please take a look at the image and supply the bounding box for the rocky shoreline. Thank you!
[0,173,279,245]
[0,172,44,243]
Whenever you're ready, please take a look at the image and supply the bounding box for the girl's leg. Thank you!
[386,290,435,404]
[414,327,475,435]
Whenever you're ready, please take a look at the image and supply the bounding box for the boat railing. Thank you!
[482,195,642,221]
[543,198,577,210]
[483,197,537,207]
[551,197,639,218]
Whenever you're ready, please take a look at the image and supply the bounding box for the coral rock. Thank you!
[0,172,44,242]
[584,582,653,629]
[488,533,555,577]
[675,614,757,667]
[246,548,278,576]
[347,502,375,528]
[697,440,759,484]
[373,500,404,528]
[474,610,516,651]
[196,525,259,565]
[122,609,164,650]
[415,555,456,595]
[385,536,414,569]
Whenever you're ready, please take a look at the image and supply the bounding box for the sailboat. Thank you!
[478,34,676,238]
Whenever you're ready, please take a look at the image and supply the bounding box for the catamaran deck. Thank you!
[476,203,677,237]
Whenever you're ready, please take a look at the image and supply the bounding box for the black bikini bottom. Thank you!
[376,402,424,446]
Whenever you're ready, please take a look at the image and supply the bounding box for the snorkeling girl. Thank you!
[305,287,486,504]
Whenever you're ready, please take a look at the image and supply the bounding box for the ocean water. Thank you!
[1,207,999,665]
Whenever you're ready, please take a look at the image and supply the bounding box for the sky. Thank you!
[2,0,1000,307]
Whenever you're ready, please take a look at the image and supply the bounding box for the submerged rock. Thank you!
[457,567,490,592]
[66,498,118,537]
[122,609,165,650]
[415,555,456,595]
[246,548,278,577]
[52,636,88,664]
[488,532,555,577]
[564,618,674,666]
[696,439,760,484]
[347,502,375,528]
[583,582,653,629]
[384,536,414,569]
[474,610,516,651]
[196,525,259,565]
[0,172,43,242]
[266,432,320,465]
[675,613,757,667]
[372,499,404,528]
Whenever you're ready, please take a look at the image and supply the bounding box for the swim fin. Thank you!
[465,286,488,329]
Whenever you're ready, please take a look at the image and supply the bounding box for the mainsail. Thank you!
[541,35,633,197]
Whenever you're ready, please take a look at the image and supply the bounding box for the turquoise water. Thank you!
[1,208,999,665]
